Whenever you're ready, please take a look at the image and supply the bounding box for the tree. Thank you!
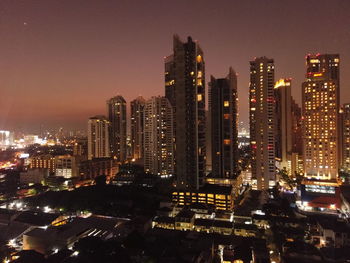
[277,168,294,190]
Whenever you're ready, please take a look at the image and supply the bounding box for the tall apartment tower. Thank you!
[302,54,340,179]
[342,104,350,173]
[291,98,303,175]
[87,115,110,160]
[291,99,303,156]
[165,35,206,190]
[165,55,175,107]
[107,96,127,163]
[130,96,146,161]
[274,79,303,176]
[209,67,238,179]
[205,110,212,173]
[144,96,174,177]
[275,78,293,172]
[249,57,276,190]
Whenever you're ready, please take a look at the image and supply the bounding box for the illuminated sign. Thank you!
[19,153,29,159]
[305,184,335,194]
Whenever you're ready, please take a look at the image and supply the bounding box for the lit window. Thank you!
[224,101,229,107]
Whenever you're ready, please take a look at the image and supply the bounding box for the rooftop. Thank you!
[198,184,232,195]
[14,211,60,226]
[175,209,195,219]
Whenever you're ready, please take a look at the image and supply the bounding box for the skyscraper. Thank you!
[107,96,127,163]
[249,57,276,190]
[275,78,293,173]
[165,35,206,190]
[130,96,146,161]
[144,96,174,177]
[205,110,212,174]
[87,115,110,160]
[302,54,340,179]
[341,103,350,173]
[291,98,303,176]
[165,55,175,107]
[209,67,238,179]
[274,78,303,176]
[291,99,303,156]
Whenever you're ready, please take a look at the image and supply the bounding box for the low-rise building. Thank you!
[298,179,341,214]
[172,184,233,211]
[55,155,80,178]
[79,158,118,180]
[233,223,258,237]
[23,215,127,255]
[317,219,350,248]
[175,209,195,231]
[29,154,55,173]
[152,216,175,230]
[20,169,49,185]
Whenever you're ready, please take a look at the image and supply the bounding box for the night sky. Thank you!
[1,0,350,133]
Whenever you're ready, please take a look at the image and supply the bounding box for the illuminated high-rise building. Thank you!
[144,96,174,177]
[291,98,303,175]
[302,54,340,179]
[87,115,110,160]
[274,79,303,176]
[165,55,175,107]
[165,35,206,190]
[209,67,238,179]
[130,96,146,161]
[275,78,293,173]
[107,96,127,162]
[249,57,276,190]
[205,110,212,174]
[291,99,303,156]
[341,103,350,172]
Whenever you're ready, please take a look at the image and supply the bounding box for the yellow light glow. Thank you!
[274,78,291,89]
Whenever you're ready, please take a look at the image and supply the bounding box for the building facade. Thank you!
[79,158,118,180]
[29,154,56,173]
[249,57,276,190]
[342,104,350,173]
[275,79,293,174]
[143,96,174,177]
[275,78,303,177]
[107,96,127,162]
[55,155,79,178]
[302,54,340,179]
[172,184,234,211]
[209,67,238,179]
[130,96,146,161]
[87,116,110,160]
[165,35,206,190]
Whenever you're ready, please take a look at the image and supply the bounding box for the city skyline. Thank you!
[1,0,350,132]
[1,2,350,261]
